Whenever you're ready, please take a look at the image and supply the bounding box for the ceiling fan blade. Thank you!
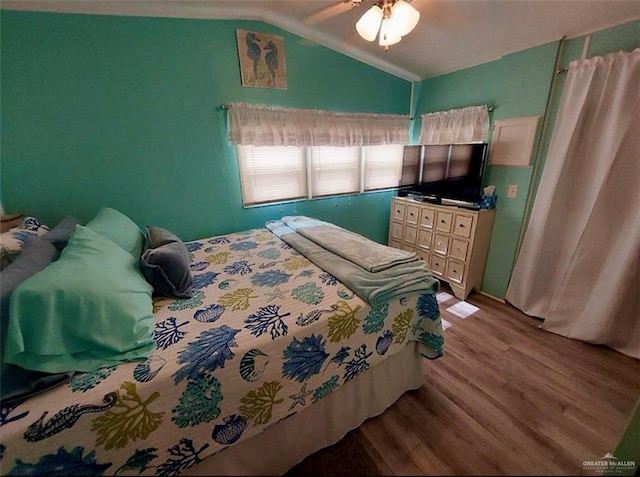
[304,1,360,25]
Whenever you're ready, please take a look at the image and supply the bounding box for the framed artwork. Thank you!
[236,29,287,90]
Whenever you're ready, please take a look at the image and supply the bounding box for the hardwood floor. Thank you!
[351,286,640,476]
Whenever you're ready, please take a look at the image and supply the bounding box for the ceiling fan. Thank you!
[304,0,421,50]
[303,0,369,26]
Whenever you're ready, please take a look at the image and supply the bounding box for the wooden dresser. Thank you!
[388,197,495,300]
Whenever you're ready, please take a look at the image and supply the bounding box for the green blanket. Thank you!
[266,217,439,306]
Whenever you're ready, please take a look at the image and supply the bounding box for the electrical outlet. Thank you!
[507,184,519,199]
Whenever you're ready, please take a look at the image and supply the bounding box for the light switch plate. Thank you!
[507,184,519,198]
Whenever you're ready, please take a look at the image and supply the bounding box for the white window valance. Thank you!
[419,105,490,144]
[226,103,410,147]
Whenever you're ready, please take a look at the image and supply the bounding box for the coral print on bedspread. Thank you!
[0,227,443,476]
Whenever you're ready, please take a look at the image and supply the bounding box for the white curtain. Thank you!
[226,103,409,147]
[419,105,489,144]
[506,48,640,358]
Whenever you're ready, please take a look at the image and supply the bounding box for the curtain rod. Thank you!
[220,104,495,118]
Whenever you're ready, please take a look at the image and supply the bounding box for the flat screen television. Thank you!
[399,143,488,203]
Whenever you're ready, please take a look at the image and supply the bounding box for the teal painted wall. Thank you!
[414,19,640,299]
[0,11,411,242]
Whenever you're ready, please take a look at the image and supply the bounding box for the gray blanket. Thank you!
[281,216,418,272]
[266,217,439,306]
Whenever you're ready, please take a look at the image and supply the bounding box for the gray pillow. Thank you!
[41,215,81,251]
[1,235,72,404]
[140,226,193,298]
[1,235,59,323]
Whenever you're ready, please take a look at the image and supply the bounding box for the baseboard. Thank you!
[479,291,506,303]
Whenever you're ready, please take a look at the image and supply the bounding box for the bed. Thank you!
[0,215,444,476]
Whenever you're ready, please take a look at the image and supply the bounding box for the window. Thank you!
[363,144,404,191]
[226,103,410,206]
[311,146,360,197]
[237,145,307,206]
[236,144,404,206]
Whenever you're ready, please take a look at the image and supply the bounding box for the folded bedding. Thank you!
[266,217,439,306]
[280,216,419,272]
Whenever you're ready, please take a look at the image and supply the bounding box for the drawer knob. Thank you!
[441,219,445,223]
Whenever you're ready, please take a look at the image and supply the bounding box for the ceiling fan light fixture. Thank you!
[355,0,419,49]
[355,4,383,42]
[389,0,420,36]
[378,18,402,46]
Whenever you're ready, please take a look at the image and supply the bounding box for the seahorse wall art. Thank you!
[236,29,288,90]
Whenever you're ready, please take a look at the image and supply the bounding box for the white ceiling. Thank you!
[3,0,639,81]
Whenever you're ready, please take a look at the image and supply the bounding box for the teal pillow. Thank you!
[86,207,144,258]
[4,225,155,373]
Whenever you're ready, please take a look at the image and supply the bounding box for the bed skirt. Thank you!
[181,342,424,476]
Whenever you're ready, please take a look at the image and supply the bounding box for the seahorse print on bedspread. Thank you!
[24,392,118,442]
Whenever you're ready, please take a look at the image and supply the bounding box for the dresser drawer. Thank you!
[419,207,435,228]
[406,204,420,225]
[432,233,449,255]
[400,242,414,252]
[392,201,406,222]
[416,248,430,263]
[390,221,403,241]
[450,238,469,262]
[430,254,446,276]
[403,225,418,244]
[453,214,474,238]
[446,259,466,285]
[435,210,453,233]
[389,240,402,249]
[417,229,432,250]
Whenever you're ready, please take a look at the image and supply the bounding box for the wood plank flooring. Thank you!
[351,286,640,476]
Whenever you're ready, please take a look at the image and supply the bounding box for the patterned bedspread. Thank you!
[0,228,444,476]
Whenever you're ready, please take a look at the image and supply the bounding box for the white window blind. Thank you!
[363,144,404,191]
[237,145,307,206]
[311,146,360,197]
